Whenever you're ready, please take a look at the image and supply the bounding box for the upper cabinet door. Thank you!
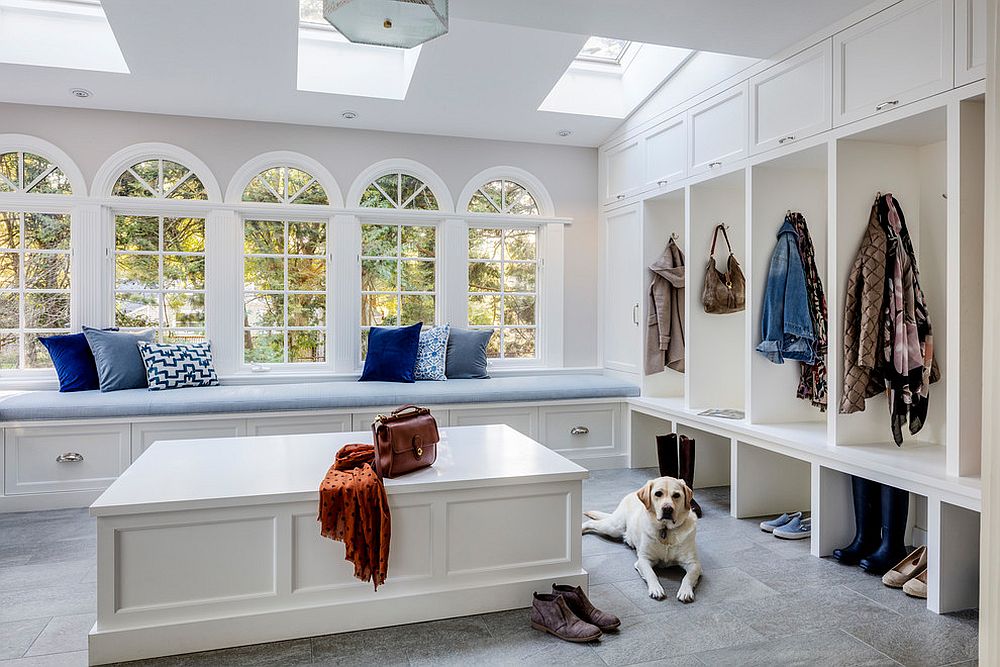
[750,41,833,155]
[643,115,686,189]
[955,0,986,85]
[602,137,644,205]
[833,0,954,126]
[687,82,748,176]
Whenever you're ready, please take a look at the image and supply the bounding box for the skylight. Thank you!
[297,0,421,100]
[0,0,129,73]
[576,36,631,64]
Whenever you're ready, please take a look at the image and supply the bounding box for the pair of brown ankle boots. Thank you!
[530,584,620,642]
[656,433,702,517]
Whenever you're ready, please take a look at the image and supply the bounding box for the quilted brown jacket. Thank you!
[840,205,887,414]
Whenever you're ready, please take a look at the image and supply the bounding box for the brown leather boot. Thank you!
[530,592,602,642]
[552,584,620,631]
[679,435,702,518]
[656,434,679,478]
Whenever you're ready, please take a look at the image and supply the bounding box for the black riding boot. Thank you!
[832,476,881,565]
[859,484,909,575]
[678,435,702,518]
[655,434,679,478]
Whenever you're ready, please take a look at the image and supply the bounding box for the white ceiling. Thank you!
[0,0,877,147]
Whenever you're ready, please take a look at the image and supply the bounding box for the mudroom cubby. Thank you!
[731,440,811,519]
[832,106,949,449]
[747,143,829,425]
[641,189,687,398]
[686,170,747,412]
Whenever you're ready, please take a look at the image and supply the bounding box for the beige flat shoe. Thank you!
[882,546,927,588]
[902,568,928,598]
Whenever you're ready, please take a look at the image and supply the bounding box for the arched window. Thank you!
[242,165,328,205]
[467,179,539,216]
[112,158,208,341]
[112,159,208,200]
[360,172,439,210]
[0,151,73,195]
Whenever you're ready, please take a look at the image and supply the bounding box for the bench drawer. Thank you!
[4,423,131,495]
[131,419,246,461]
[246,412,352,437]
[449,407,538,438]
[539,404,620,455]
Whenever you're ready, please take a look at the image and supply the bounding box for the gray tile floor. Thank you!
[0,468,979,666]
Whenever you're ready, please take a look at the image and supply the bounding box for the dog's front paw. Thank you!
[676,585,695,603]
[648,583,666,600]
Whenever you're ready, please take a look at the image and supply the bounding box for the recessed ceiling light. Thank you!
[557,129,573,137]
[70,88,92,99]
[341,110,358,120]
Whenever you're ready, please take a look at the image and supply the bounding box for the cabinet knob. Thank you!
[708,161,722,168]
[875,99,899,112]
[56,452,84,463]
[616,194,626,200]
[570,426,590,435]
[778,135,795,144]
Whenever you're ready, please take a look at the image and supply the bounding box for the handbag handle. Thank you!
[709,224,734,257]
[392,404,425,416]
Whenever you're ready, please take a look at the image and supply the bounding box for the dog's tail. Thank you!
[583,510,611,520]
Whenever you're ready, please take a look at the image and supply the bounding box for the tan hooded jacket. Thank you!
[645,238,685,374]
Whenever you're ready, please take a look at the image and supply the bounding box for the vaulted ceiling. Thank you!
[0,0,877,147]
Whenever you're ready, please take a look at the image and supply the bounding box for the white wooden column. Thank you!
[438,217,468,329]
[541,222,564,367]
[70,203,110,329]
[331,214,360,372]
[927,497,981,613]
[204,209,241,376]
[810,463,854,558]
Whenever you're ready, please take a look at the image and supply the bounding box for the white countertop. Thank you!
[91,424,588,517]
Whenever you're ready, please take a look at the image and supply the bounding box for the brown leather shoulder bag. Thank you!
[702,224,746,314]
[371,405,439,478]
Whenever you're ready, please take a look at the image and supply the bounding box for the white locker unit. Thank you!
[687,82,749,176]
[643,115,686,189]
[749,41,833,154]
[601,204,643,376]
[833,0,954,125]
[954,0,987,86]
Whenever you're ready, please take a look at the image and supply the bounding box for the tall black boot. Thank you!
[678,435,703,518]
[859,484,909,575]
[656,434,679,478]
[832,476,881,565]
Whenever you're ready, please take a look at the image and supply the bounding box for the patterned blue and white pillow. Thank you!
[413,324,449,381]
[137,341,220,391]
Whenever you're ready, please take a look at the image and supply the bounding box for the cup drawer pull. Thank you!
[570,426,590,435]
[56,452,84,463]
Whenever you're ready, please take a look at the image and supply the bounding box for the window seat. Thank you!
[0,374,639,422]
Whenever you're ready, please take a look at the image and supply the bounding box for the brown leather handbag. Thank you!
[371,405,439,478]
[702,224,746,314]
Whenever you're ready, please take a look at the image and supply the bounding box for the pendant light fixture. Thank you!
[323,0,448,49]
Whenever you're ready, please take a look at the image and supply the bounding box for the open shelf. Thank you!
[686,170,746,412]
[748,144,829,424]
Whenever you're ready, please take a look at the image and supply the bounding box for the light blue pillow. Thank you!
[445,328,493,379]
[138,341,220,391]
[83,327,155,392]
[414,324,449,381]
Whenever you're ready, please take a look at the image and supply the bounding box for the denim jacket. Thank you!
[756,217,815,364]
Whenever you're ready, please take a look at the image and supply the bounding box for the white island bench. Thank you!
[87,424,589,665]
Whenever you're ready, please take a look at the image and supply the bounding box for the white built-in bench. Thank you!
[0,374,639,511]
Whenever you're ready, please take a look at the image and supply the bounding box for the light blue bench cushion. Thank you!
[0,374,640,422]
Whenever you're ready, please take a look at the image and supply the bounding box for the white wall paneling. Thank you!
[833,0,954,126]
[749,40,834,154]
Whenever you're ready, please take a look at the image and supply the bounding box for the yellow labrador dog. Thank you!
[582,476,701,602]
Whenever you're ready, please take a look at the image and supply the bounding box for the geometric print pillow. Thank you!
[137,341,220,391]
[413,324,449,381]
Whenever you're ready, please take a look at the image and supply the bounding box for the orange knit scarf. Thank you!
[318,443,391,590]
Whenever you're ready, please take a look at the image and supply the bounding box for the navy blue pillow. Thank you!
[39,332,102,392]
[360,323,423,383]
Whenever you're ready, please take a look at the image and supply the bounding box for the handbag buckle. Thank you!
[416,447,424,457]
